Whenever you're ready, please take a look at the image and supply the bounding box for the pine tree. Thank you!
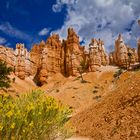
[127,52,132,69]
[0,60,13,88]
[78,60,89,82]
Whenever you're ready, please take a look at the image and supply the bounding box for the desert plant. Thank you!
[93,90,98,94]
[113,69,123,79]
[77,60,89,82]
[93,95,101,100]
[127,52,132,69]
[0,60,13,88]
[0,90,72,140]
[12,77,15,83]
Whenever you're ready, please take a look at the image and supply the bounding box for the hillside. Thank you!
[0,74,36,95]
[0,64,140,139]
[41,66,118,114]
[71,69,140,139]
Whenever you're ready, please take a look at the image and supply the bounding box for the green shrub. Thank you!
[77,60,89,82]
[0,61,13,88]
[113,69,123,79]
[93,90,98,94]
[0,90,72,140]
[93,95,101,100]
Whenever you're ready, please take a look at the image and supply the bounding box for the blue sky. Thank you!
[0,0,67,49]
[0,0,140,52]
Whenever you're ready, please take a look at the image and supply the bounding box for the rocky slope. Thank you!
[0,74,36,95]
[71,70,140,139]
[41,66,117,114]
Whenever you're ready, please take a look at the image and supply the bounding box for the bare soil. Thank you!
[71,70,140,139]
[41,66,117,114]
[4,66,140,139]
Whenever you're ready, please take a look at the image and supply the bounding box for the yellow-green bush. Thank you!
[0,90,72,140]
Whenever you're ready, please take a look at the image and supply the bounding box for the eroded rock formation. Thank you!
[62,28,85,76]
[31,28,85,85]
[89,38,108,71]
[0,28,109,85]
[0,46,15,67]
[15,43,32,79]
[109,34,138,68]
[0,44,34,80]
[0,29,138,86]
[45,34,62,75]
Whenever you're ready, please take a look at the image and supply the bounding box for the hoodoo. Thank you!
[0,29,139,85]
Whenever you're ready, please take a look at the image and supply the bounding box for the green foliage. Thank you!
[127,52,132,68]
[77,60,89,82]
[93,95,101,100]
[79,60,89,73]
[93,90,98,94]
[113,69,123,79]
[0,90,72,140]
[0,61,13,88]
[127,52,132,58]
[12,78,15,83]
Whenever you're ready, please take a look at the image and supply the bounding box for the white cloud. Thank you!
[52,0,77,12]
[38,28,50,36]
[52,0,140,52]
[0,37,7,44]
[0,22,32,41]
[95,0,114,7]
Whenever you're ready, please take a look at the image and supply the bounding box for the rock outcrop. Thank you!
[45,34,62,75]
[30,35,63,85]
[89,38,108,71]
[31,28,85,85]
[0,45,15,67]
[0,28,109,85]
[109,34,138,68]
[15,43,33,79]
[0,44,34,80]
[62,28,85,76]
[0,29,138,86]
[30,41,47,85]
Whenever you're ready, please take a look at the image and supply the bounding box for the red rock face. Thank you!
[62,28,85,76]
[0,28,109,85]
[30,41,45,75]
[1,29,138,85]
[45,34,62,75]
[109,34,138,68]
[30,34,63,85]
[31,28,86,85]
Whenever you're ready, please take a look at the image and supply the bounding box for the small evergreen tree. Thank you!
[127,52,132,69]
[0,60,13,88]
[78,60,89,82]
